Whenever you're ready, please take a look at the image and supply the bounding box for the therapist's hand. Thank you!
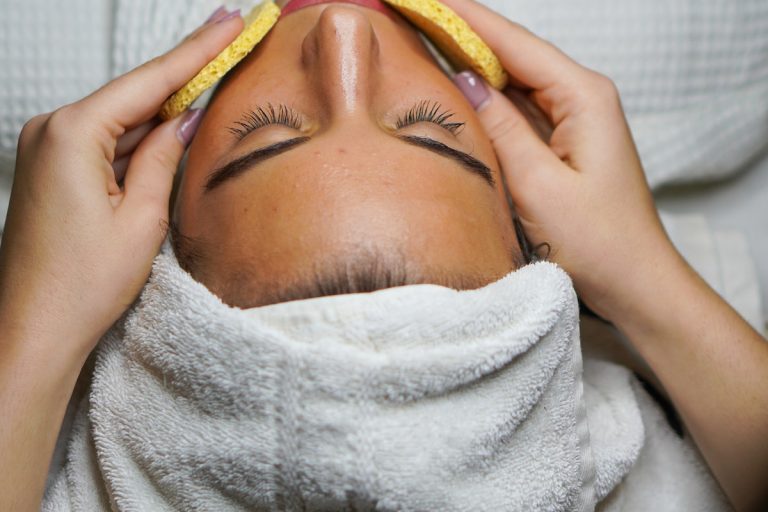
[444,0,678,323]
[0,11,243,362]
[444,7,768,511]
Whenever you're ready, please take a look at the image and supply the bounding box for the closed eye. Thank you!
[228,103,303,140]
[395,99,465,135]
[227,100,466,140]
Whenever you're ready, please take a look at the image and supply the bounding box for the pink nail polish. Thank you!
[177,109,205,147]
[216,9,241,23]
[204,6,228,24]
[452,71,491,111]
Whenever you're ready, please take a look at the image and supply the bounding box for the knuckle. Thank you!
[42,104,100,148]
[594,73,619,97]
[131,131,181,171]
[143,54,166,72]
[183,26,207,44]
[140,54,179,95]
[562,71,622,115]
[486,114,525,143]
[137,56,168,87]
[42,107,81,141]
[18,114,48,148]
[588,72,621,102]
[148,148,179,172]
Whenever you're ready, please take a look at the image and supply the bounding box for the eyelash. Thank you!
[229,100,466,139]
[228,103,303,139]
[395,100,465,135]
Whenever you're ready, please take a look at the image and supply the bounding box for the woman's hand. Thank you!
[443,0,678,324]
[0,10,243,363]
[0,9,245,512]
[444,3,768,510]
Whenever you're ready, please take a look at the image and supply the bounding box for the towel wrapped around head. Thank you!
[43,240,648,511]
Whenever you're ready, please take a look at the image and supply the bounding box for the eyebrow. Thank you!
[204,135,495,192]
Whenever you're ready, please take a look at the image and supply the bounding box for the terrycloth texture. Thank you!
[578,323,734,512]
[596,372,734,511]
[42,241,734,510]
[43,242,615,511]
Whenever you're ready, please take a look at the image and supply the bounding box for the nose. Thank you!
[302,6,380,115]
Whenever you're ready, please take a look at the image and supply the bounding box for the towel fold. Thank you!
[41,239,735,510]
[42,241,624,511]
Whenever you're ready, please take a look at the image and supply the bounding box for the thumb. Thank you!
[452,71,561,185]
[121,108,204,218]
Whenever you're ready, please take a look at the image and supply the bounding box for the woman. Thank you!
[0,0,766,510]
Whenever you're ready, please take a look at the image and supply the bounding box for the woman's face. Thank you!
[174,1,522,307]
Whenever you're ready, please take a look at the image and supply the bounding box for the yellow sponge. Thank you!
[382,0,508,90]
[160,1,281,120]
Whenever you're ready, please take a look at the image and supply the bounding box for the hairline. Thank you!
[170,222,530,308]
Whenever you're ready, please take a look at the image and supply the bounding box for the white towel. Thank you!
[42,239,732,511]
[596,370,734,512]
[43,240,644,511]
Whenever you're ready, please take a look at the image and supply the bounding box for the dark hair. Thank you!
[169,215,546,308]
[513,216,550,264]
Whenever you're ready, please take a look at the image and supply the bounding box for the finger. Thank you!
[78,16,242,128]
[439,0,598,122]
[438,0,588,89]
[120,109,205,225]
[115,119,160,159]
[453,71,563,185]
[506,88,554,144]
[198,6,230,29]
[177,6,233,43]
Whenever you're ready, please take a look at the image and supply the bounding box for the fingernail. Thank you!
[452,70,491,111]
[216,9,241,23]
[177,109,205,147]
[204,6,228,24]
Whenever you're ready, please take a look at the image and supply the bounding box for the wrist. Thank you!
[0,304,95,378]
[0,313,90,512]
[587,242,699,336]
